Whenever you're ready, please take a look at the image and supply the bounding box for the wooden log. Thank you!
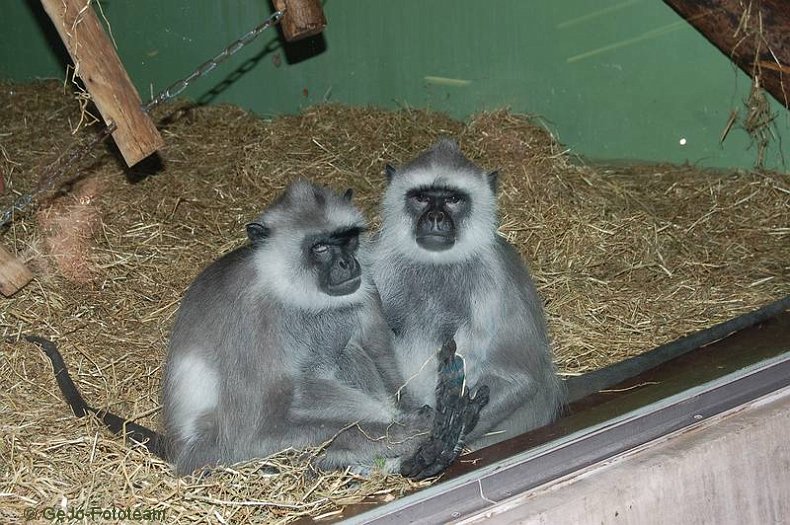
[662,0,790,109]
[272,0,327,42]
[0,245,33,297]
[40,0,164,166]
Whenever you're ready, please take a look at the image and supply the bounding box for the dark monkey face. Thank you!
[304,228,364,296]
[406,187,472,252]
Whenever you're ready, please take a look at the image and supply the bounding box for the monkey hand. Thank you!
[460,384,489,437]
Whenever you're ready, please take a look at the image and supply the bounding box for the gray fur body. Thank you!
[163,181,432,475]
[374,140,565,449]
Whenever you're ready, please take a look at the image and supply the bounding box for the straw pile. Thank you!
[0,81,787,523]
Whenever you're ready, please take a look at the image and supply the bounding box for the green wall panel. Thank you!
[2,0,787,170]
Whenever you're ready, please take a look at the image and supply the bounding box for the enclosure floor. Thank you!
[0,81,787,523]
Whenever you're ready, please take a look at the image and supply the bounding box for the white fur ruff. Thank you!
[253,230,374,311]
[379,166,498,265]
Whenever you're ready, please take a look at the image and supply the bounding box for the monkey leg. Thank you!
[400,340,490,479]
[460,371,561,449]
[400,385,488,479]
[307,413,433,473]
[434,340,490,441]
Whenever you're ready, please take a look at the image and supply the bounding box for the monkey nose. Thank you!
[428,210,445,226]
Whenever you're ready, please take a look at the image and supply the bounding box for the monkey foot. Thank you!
[400,340,490,479]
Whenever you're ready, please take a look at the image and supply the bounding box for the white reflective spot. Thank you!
[679,138,687,146]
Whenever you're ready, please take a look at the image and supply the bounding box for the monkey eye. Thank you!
[413,193,431,204]
[312,243,329,254]
[446,195,461,204]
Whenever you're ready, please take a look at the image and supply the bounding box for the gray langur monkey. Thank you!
[28,179,489,480]
[373,139,564,450]
[163,179,488,477]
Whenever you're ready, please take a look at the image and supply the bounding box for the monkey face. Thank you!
[406,187,471,252]
[304,228,364,296]
[380,140,499,264]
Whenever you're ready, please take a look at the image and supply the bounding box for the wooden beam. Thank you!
[272,0,326,42]
[663,0,790,109]
[0,245,33,297]
[40,0,164,166]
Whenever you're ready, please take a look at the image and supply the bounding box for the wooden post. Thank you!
[40,0,164,166]
[0,245,33,297]
[272,0,327,42]
[662,0,790,109]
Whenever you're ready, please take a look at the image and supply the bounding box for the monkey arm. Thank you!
[288,341,490,478]
[292,376,407,427]
[170,344,489,478]
[281,377,434,472]
[455,268,565,448]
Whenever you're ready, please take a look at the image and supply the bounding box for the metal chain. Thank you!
[144,10,284,113]
[1,9,285,229]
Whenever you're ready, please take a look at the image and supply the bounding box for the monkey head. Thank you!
[246,179,372,310]
[381,138,499,264]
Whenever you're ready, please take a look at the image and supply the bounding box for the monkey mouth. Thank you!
[326,275,362,296]
[416,233,455,252]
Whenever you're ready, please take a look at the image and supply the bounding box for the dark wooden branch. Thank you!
[663,0,790,109]
[0,245,33,297]
[272,0,327,42]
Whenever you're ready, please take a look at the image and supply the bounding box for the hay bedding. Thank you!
[0,80,787,523]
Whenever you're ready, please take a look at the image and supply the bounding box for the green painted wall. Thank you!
[2,0,787,170]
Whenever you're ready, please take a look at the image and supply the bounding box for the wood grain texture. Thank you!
[272,0,326,42]
[0,245,33,297]
[40,0,164,165]
[663,0,790,109]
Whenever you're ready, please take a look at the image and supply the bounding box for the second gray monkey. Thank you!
[373,139,565,449]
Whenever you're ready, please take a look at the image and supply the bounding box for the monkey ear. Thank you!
[437,137,460,151]
[486,171,499,192]
[343,188,354,201]
[385,164,397,182]
[246,222,270,243]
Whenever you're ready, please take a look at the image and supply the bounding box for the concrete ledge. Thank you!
[459,386,790,524]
